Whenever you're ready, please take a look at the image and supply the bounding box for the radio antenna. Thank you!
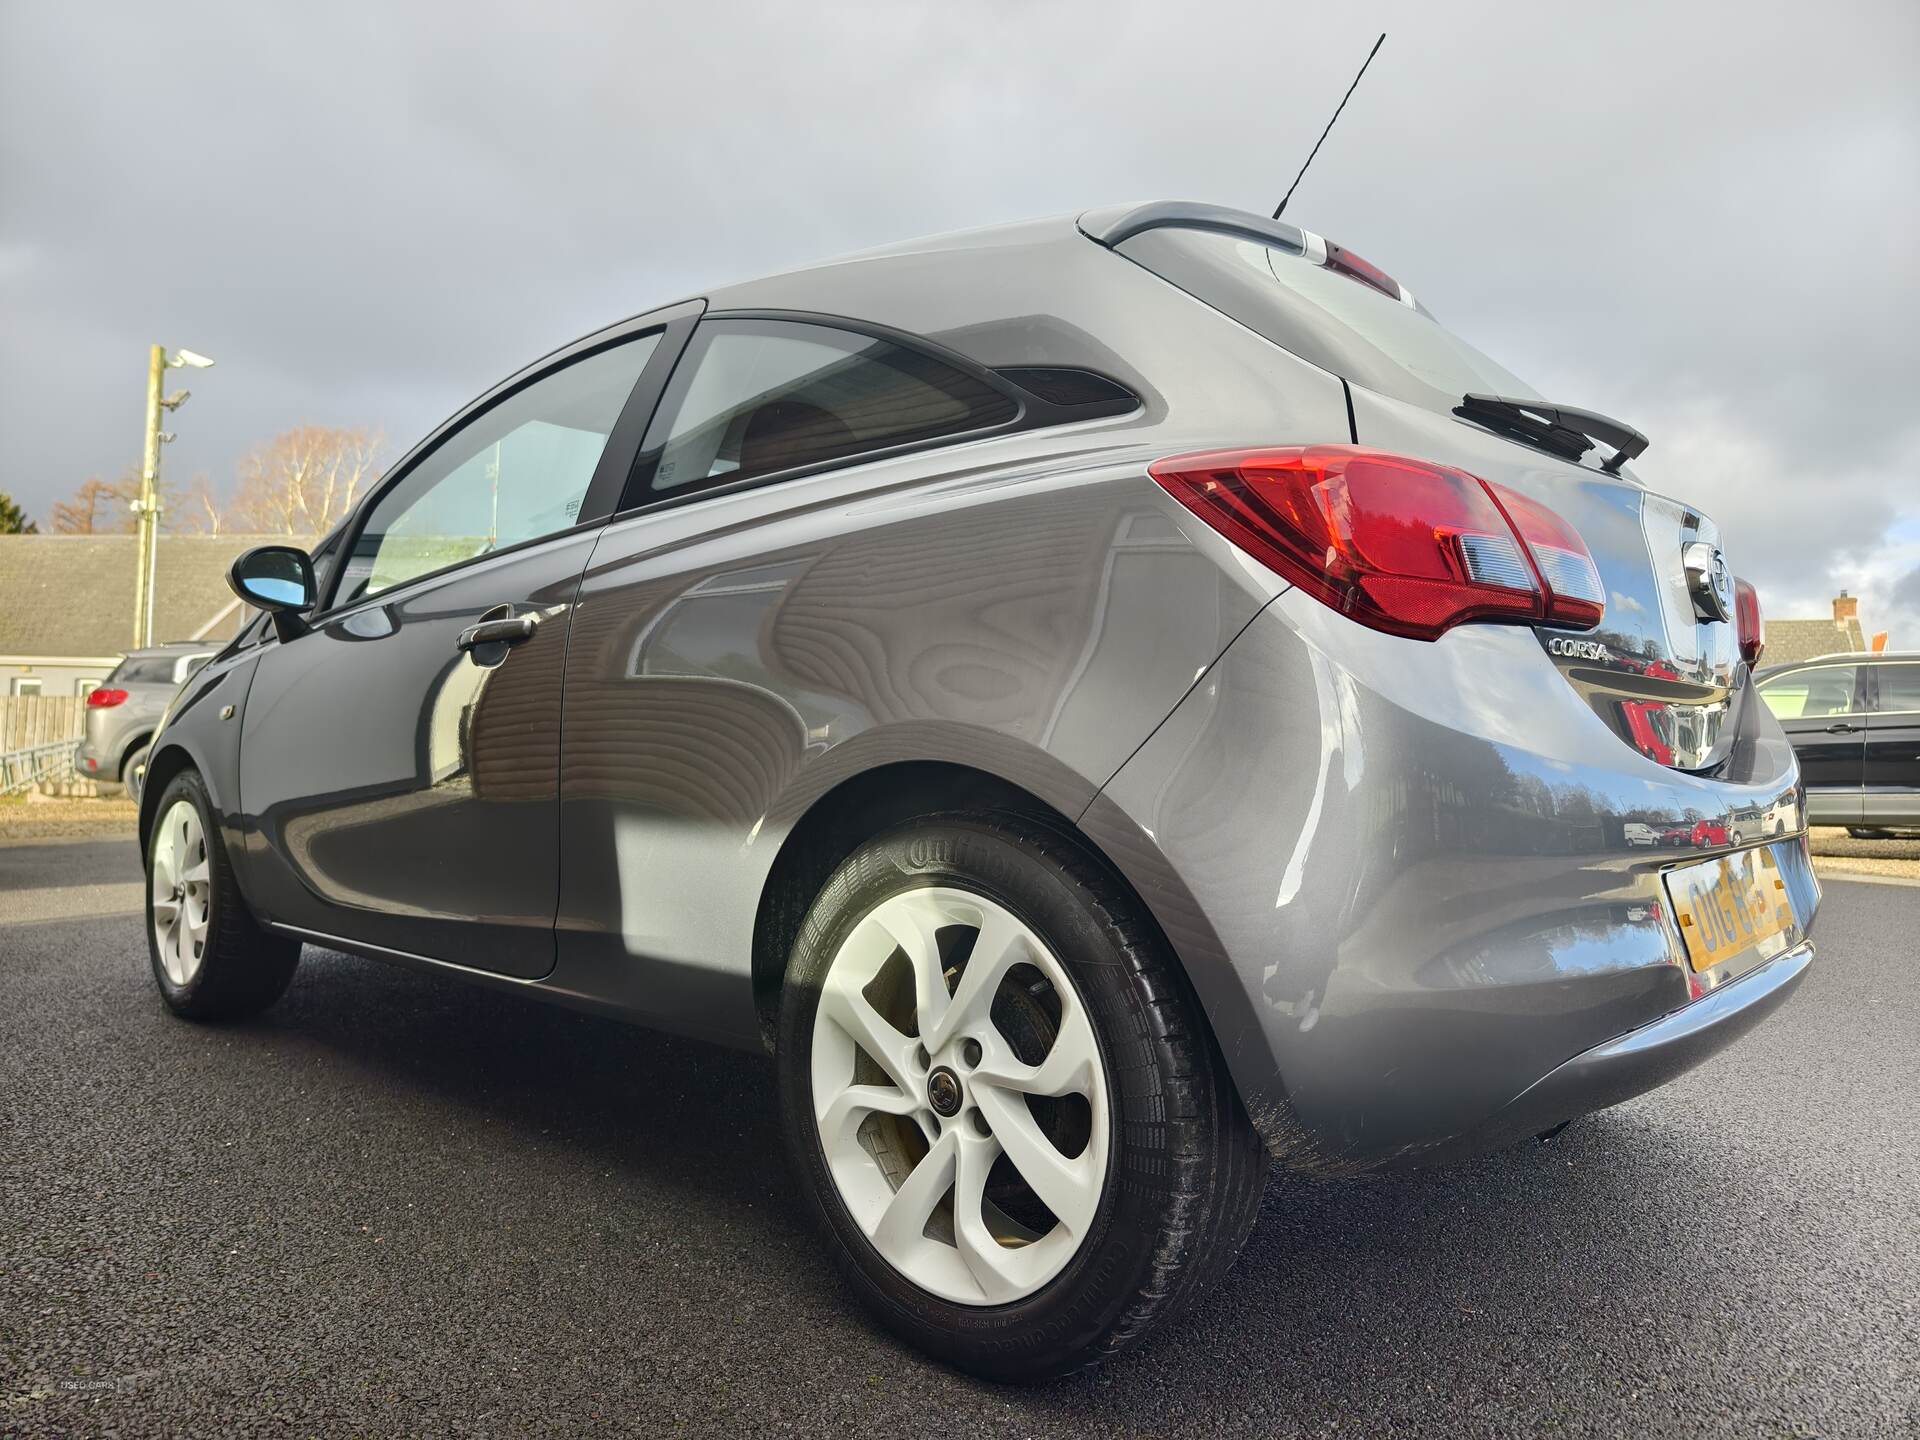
[1272,32,1386,221]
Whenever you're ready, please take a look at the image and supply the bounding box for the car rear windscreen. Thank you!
[108,655,179,685]
[1113,226,1540,416]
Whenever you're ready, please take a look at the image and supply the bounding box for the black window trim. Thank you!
[611,308,1140,520]
[305,299,706,622]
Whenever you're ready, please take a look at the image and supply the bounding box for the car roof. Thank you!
[1756,651,1920,676]
[125,642,216,657]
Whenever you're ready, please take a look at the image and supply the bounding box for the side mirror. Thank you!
[228,545,316,642]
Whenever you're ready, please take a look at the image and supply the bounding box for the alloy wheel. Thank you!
[809,885,1110,1305]
[151,799,211,986]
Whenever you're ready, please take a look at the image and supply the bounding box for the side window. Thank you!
[1759,665,1859,720]
[337,333,659,606]
[644,319,1017,499]
[1871,664,1920,713]
[178,654,214,682]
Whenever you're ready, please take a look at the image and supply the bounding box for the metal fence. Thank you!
[0,697,85,795]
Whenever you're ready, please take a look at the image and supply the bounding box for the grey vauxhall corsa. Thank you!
[138,201,1816,1380]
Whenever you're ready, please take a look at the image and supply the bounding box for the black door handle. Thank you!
[1823,721,1863,734]
[457,614,538,653]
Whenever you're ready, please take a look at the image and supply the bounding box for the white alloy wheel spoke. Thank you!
[872,1128,958,1254]
[865,890,955,1035]
[951,1130,1024,1303]
[819,968,919,1097]
[972,1083,1101,1237]
[818,1082,920,1143]
[973,996,1099,1099]
[921,907,1027,1054]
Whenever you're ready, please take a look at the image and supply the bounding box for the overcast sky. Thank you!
[4,1,1916,637]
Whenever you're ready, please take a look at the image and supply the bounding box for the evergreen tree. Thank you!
[0,491,38,534]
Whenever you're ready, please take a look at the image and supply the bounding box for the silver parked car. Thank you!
[138,201,1816,1379]
[75,643,216,797]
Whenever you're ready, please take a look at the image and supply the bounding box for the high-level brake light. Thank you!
[1734,577,1764,667]
[1323,241,1412,305]
[1149,446,1606,642]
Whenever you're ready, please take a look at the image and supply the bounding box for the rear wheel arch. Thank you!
[751,762,1070,1047]
[748,761,1241,1086]
[118,731,154,778]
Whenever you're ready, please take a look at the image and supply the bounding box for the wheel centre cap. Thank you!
[926,1065,963,1118]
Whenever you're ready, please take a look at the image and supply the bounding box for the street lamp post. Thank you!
[131,346,213,648]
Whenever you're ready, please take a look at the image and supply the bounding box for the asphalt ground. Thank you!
[3,837,1916,1437]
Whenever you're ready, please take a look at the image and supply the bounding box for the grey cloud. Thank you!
[3,0,1916,638]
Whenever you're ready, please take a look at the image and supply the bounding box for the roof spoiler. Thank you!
[1079,201,1308,256]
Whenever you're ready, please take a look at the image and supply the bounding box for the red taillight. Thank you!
[1149,446,1606,642]
[1734,576,1764,667]
[87,688,129,708]
[1481,482,1608,628]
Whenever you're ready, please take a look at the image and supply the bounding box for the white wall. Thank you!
[0,656,120,698]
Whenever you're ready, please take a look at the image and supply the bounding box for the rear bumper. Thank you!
[1082,592,1817,1173]
[1410,941,1812,1168]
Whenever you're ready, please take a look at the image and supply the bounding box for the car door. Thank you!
[237,308,696,976]
[1756,662,1865,823]
[1864,661,1920,826]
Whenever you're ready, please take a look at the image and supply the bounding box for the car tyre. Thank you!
[1846,827,1893,840]
[120,742,151,802]
[776,811,1267,1382]
[145,768,301,1021]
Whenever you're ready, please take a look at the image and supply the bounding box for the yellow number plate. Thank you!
[1670,846,1797,974]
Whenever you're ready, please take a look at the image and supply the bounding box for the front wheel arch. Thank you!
[137,744,198,860]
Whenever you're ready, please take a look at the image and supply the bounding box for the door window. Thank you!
[1758,665,1860,719]
[1870,664,1920,714]
[643,319,1016,499]
[337,334,659,606]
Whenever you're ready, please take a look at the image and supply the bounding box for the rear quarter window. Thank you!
[641,318,1018,500]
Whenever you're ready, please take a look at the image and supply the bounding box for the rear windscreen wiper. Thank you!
[1454,393,1649,474]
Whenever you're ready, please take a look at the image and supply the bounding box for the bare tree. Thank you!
[178,475,226,536]
[50,469,214,535]
[50,473,140,534]
[230,426,383,535]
